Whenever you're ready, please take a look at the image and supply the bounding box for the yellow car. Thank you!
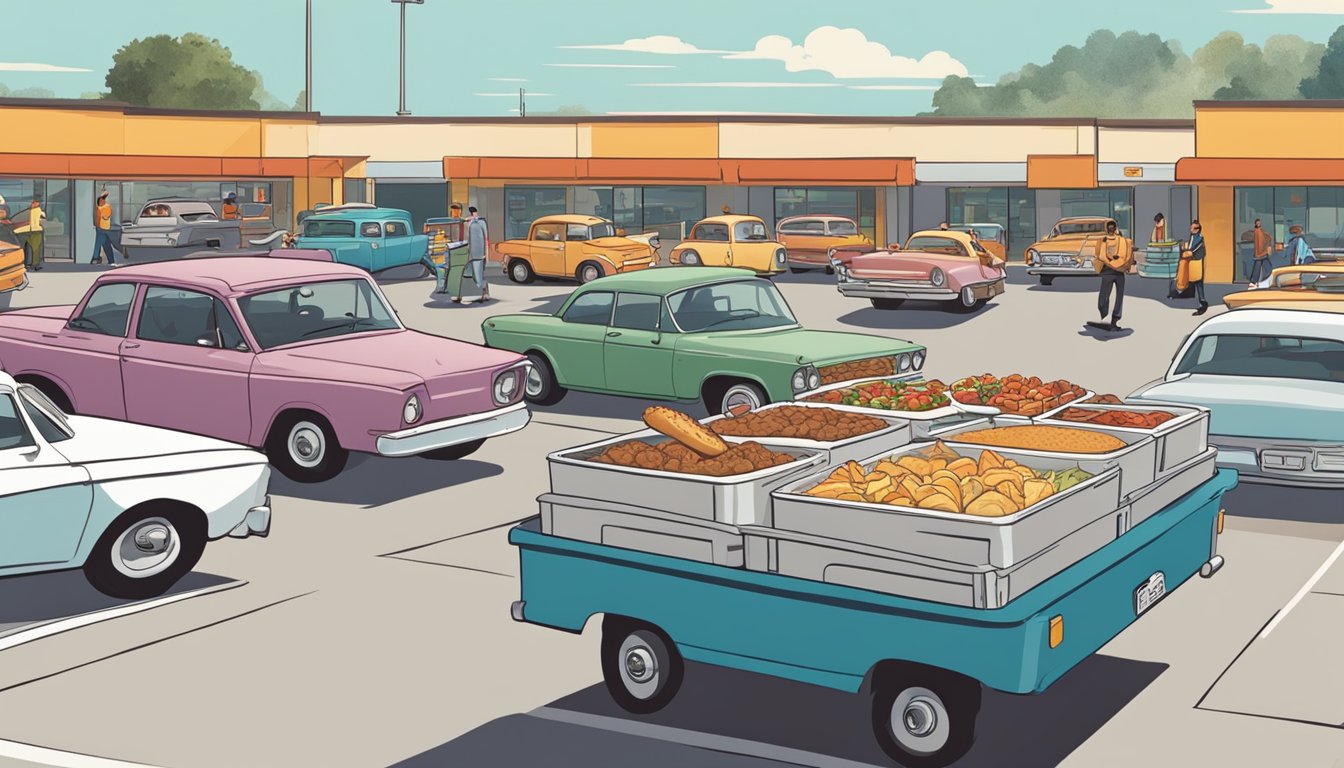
[1024,216,1117,286]
[775,215,872,273]
[670,215,786,276]
[1223,264,1344,310]
[0,223,28,293]
[494,214,659,284]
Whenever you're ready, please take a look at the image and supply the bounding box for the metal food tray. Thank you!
[741,502,1128,609]
[1035,401,1210,476]
[798,377,967,422]
[547,430,825,526]
[700,401,913,468]
[770,442,1123,569]
[539,493,745,567]
[1125,448,1219,530]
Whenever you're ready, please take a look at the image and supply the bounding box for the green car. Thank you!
[481,267,927,415]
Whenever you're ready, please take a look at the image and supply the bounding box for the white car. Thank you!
[1129,307,1344,488]
[0,371,271,599]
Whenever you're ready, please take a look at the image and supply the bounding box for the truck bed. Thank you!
[511,469,1235,696]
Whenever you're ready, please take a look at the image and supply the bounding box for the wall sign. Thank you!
[1123,166,1144,178]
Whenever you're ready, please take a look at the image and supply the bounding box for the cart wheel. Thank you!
[1038,275,1055,286]
[601,616,684,714]
[871,667,980,768]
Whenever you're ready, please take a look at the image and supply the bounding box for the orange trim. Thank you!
[1027,155,1097,189]
[306,157,347,179]
[585,158,724,181]
[1177,157,1344,184]
[732,158,914,185]
[443,156,916,185]
[0,152,337,179]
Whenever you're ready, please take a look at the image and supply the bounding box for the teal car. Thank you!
[481,267,927,415]
[295,204,432,275]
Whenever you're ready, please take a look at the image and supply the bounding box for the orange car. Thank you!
[774,215,872,273]
[0,223,28,293]
[495,214,659,284]
[1223,264,1344,310]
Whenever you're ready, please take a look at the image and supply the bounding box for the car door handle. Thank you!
[123,343,140,349]
[606,331,621,337]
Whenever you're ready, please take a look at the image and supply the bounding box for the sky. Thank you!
[4,0,1344,116]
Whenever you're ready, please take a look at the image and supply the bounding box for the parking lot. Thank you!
[1,263,1342,768]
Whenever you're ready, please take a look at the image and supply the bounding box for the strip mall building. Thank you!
[2,97,1341,283]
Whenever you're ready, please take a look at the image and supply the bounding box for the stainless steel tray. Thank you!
[1035,401,1210,476]
[547,430,825,526]
[770,442,1123,569]
[539,493,745,567]
[700,401,913,468]
[1126,447,1219,530]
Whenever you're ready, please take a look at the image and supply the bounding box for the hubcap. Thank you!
[684,253,699,265]
[525,365,545,397]
[889,687,951,755]
[582,266,599,282]
[722,385,762,415]
[625,648,655,684]
[288,421,326,468]
[513,263,527,280]
[903,700,937,736]
[112,516,180,579]
[618,633,661,699]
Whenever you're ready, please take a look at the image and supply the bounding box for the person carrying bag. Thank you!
[1285,225,1316,266]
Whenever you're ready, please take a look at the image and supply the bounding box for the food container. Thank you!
[741,499,1128,609]
[1035,402,1210,476]
[770,442,1123,569]
[1125,447,1219,530]
[539,493,746,567]
[700,401,913,468]
[798,378,966,422]
[547,430,825,526]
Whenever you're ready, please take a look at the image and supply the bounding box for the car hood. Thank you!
[259,330,524,390]
[57,414,265,469]
[677,328,919,365]
[1130,374,1344,442]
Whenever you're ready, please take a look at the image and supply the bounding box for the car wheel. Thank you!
[421,439,485,460]
[83,503,206,600]
[576,261,604,284]
[601,616,684,715]
[524,352,567,406]
[825,266,835,275]
[266,412,349,483]
[1039,275,1055,286]
[871,668,980,768]
[707,380,766,416]
[945,287,987,313]
[508,259,536,284]
[871,298,905,310]
[680,250,701,266]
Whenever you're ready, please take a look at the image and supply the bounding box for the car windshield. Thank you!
[953,226,1002,242]
[1056,222,1107,236]
[904,235,968,256]
[590,222,616,239]
[828,221,859,236]
[238,279,400,349]
[667,279,797,332]
[0,224,18,248]
[17,385,73,443]
[1174,333,1344,383]
[1274,272,1344,293]
[734,221,769,241]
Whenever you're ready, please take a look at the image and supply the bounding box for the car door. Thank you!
[120,285,254,445]
[356,220,389,271]
[604,292,675,398]
[0,390,93,568]
[549,290,613,390]
[529,221,567,277]
[689,223,729,265]
[54,282,138,420]
[381,219,415,268]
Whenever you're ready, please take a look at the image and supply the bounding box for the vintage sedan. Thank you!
[1223,264,1344,310]
[949,223,1007,262]
[0,258,531,482]
[0,371,270,599]
[669,215,787,276]
[0,222,27,294]
[295,204,433,276]
[1129,307,1344,488]
[481,268,926,415]
[495,215,658,284]
[1024,217,1117,285]
[119,199,244,261]
[775,215,872,273]
[832,229,1007,313]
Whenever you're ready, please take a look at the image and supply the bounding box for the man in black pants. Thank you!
[1088,220,1133,332]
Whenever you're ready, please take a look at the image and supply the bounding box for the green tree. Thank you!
[0,83,57,99]
[106,33,260,109]
[292,89,309,111]
[1300,25,1344,98]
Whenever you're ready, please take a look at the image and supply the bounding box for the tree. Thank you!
[292,89,308,111]
[105,33,260,110]
[1301,25,1344,98]
[0,83,57,99]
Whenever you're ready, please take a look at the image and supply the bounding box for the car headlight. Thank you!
[807,369,821,390]
[897,353,912,373]
[930,267,946,287]
[912,350,926,370]
[403,394,422,424]
[776,248,787,266]
[792,367,808,392]
[791,365,819,394]
[1027,249,1038,265]
[493,368,520,405]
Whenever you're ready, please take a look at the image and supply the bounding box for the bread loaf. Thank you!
[643,406,729,457]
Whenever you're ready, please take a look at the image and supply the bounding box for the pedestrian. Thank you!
[221,192,241,220]
[91,190,117,265]
[1087,220,1134,332]
[1285,225,1315,266]
[1247,218,1273,287]
[465,206,491,304]
[15,198,45,271]
[938,221,950,231]
[1151,213,1167,243]
[1180,220,1207,316]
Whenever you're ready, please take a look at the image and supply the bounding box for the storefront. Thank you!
[501,185,708,241]
[773,187,877,242]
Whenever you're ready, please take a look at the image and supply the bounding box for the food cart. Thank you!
[508,377,1235,767]
[1138,240,1181,279]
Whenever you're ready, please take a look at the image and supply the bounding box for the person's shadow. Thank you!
[1079,324,1136,341]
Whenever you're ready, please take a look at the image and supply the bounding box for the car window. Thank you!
[590,222,616,239]
[384,221,409,237]
[904,236,968,256]
[734,221,768,241]
[238,279,399,349]
[1057,222,1107,235]
[1174,333,1344,383]
[304,219,356,238]
[612,293,662,331]
[0,395,35,451]
[667,280,797,332]
[692,223,729,242]
[137,286,247,349]
[70,283,136,337]
[17,386,72,443]
[566,224,591,242]
[561,291,614,326]
[360,222,382,238]
[826,221,858,236]
[533,223,563,242]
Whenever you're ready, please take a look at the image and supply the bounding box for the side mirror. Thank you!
[195,334,218,348]
[298,287,315,299]
[19,443,40,458]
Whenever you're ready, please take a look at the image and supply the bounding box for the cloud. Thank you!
[546,63,675,69]
[1232,0,1344,12]
[475,92,553,97]
[488,77,527,82]
[631,82,841,88]
[725,27,968,79]
[560,35,731,55]
[848,85,940,91]
[0,61,91,73]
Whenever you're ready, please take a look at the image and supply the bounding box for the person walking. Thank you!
[1285,225,1315,266]
[1087,220,1134,332]
[15,198,46,271]
[91,190,117,265]
[1181,220,1208,316]
[1247,218,1273,287]
[465,206,491,304]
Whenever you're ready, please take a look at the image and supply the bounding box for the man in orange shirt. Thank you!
[1087,220,1134,332]
[91,190,116,265]
[1247,218,1273,287]
[221,192,241,220]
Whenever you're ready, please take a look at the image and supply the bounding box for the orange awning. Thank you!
[0,153,359,179]
[1026,155,1097,189]
[1177,157,1344,184]
[443,156,915,186]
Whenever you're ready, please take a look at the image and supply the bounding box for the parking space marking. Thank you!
[1259,537,1344,639]
[529,707,890,768]
[380,556,513,578]
[0,580,246,654]
[0,737,161,768]
[377,515,535,559]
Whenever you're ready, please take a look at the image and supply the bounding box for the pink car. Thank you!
[831,229,1007,313]
[0,257,531,482]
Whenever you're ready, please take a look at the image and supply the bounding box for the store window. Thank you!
[1234,187,1344,281]
[505,186,567,239]
[343,179,367,204]
[642,186,706,241]
[946,187,1036,258]
[1059,188,1133,240]
[772,187,875,242]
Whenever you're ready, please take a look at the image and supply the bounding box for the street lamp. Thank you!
[391,0,424,116]
[305,0,312,111]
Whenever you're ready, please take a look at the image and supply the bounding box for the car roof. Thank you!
[951,222,1004,230]
[306,206,411,221]
[574,267,760,295]
[908,229,975,244]
[1271,264,1344,275]
[1204,307,1344,334]
[697,215,765,226]
[777,215,856,224]
[99,257,370,297]
[535,214,607,226]
[1056,217,1114,224]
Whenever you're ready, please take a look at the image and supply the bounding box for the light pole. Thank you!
[304,0,312,111]
[391,0,424,116]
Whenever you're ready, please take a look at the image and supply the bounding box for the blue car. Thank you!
[295,204,431,275]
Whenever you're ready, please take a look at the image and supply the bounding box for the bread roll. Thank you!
[643,406,728,457]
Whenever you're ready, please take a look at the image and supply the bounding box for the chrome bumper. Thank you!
[1211,434,1344,489]
[838,279,1002,301]
[229,499,272,539]
[1027,265,1093,276]
[375,401,531,457]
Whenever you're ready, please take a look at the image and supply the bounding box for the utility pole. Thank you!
[391,0,424,115]
[304,0,312,111]
[520,88,526,118]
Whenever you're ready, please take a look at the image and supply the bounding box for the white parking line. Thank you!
[0,581,245,654]
[1259,537,1344,639]
[0,738,161,767]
